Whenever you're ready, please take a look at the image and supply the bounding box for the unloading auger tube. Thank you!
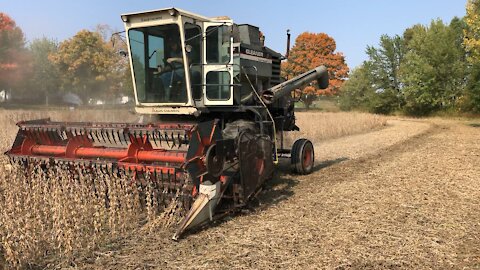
[261,65,329,104]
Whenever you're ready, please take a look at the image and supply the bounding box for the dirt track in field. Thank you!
[79,118,480,269]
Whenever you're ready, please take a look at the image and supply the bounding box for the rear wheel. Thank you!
[291,139,314,174]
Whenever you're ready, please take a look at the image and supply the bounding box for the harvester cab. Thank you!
[6,7,329,240]
[123,8,236,114]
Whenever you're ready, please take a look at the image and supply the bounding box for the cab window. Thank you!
[206,25,230,64]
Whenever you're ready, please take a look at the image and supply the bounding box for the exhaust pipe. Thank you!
[286,29,291,58]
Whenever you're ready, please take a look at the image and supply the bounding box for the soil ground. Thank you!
[76,118,480,269]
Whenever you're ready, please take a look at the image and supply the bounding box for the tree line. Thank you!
[339,0,480,115]
[0,13,131,105]
[3,2,478,115]
[1,10,350,108]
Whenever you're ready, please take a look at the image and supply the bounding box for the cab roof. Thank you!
[121,7,232,23]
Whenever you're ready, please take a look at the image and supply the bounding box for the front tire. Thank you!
[291,139,314,175]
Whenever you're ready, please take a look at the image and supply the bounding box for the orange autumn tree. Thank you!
[282,32,349,109]
[0,13,29,92]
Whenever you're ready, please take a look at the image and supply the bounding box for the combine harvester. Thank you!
[5,8,328,240]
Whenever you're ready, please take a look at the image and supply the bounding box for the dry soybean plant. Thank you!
[288,112,387,143]
[0,162,148,268]
[0,108,140,268]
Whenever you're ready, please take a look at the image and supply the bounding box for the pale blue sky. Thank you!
[1,0,467,68]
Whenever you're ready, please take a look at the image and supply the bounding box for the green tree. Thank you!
[339,34,406,114]
[463,0,480,112]
[50,29,121,103]
[366,35,405,93]
[338,66,375,111]
[364,34,406,113]
[400,19,466,115]
[464,0,480,63]
[28,38,60,104]
[341,18,468,115]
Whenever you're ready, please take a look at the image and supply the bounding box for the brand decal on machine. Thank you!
[234,46,272,64]
[245,49,264,57]
[141,16,163,22]
[151,107,181,113]
[135,106,199,115]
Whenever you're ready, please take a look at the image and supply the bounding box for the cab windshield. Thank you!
[128,24,187,103]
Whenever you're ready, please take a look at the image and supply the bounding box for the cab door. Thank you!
[203,22,233,106]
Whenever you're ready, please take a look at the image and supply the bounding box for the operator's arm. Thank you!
[166,57,184,64]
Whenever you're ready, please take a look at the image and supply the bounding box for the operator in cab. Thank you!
[156,36,185,102]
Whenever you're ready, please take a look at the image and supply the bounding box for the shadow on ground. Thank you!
[257,156,349,210]
[275,156,349,174]
[177,156,350,239]
[313,157,349,172]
